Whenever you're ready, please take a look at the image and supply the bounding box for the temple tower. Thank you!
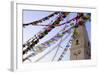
[70,18,91,60]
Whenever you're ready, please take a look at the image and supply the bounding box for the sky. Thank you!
[22,10,91,62]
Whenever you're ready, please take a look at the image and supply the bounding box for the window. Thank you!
[76,39,79,45]
[88,42,90,47]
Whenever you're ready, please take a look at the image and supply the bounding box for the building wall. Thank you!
[70,24,91,60]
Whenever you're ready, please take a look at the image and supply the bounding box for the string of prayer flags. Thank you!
[70,23,74,26]
[23,12,60,27]
[62,12,69,18]
[57,35,74,61]
[23,25,72,58]
[28,12,70,27]
[23,19,72,51]
[58,58,62,61]
[66,44,70,48]
[23,44,26,47]
[74,23,79,28]
[23,14,63,54]
[70,23,76,29]
[23,12,85,28]
[58,44,70,61]
[77,13,84,17]
[64,48,68,51]
[23,26,72,61]
[63,12,69,16]
[58,49,66,61]
[23,12,69,55]
[23,53,35,62]
[53,20,60,25]
[23,18,58,49]
[57,33,64,37]
[23,12,83,57]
